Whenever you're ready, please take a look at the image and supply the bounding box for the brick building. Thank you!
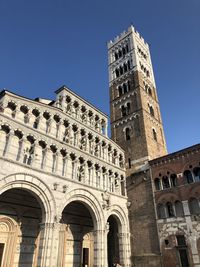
[150,144,200,267]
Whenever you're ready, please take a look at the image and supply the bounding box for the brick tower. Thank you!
[108,26,167,266]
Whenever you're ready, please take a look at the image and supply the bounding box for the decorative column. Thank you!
[118,232,131,267]
[37,222,61,267]
[3,129,13,157]
[93,229,105,267]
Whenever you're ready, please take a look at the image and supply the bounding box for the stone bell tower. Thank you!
[108,25,167,173]
[108,26,167,266]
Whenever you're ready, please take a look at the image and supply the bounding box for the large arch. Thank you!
[0,173,57,267]
[106,205,131,267]
[58,189,105,267]
[0,173,56,223]
[59,188,105,230]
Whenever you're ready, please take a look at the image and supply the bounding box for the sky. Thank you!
[0,0,199,153]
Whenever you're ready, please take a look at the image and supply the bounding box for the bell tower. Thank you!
[108,26,167,266]
[108,25,167,173]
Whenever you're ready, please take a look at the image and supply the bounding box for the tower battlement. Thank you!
[107,25,149,49]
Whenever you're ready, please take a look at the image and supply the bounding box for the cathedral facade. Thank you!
[0,88,131,267]
[0,25,199,267]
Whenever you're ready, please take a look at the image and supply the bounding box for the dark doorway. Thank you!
[107,215,120,267]
[82,247,89,266]
[178,249,189,267]
[0,243,4,267]
[176,235,189,267]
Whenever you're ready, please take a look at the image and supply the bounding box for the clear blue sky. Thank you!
[0,0,199,153]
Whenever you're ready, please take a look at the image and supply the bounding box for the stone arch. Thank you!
[59,188,104,230]
[106,205,130,267]
[181,159,199,174]
[0,173,56,223]
[106,204,129,232]
[0,215,18,267]
[157,192,179,204]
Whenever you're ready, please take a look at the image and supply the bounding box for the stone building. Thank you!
[150,144,200,267]
[108,25,200,267]
[108,25,167,266]
[0,87,131,267]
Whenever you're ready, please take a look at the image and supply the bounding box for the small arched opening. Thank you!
[184,170,194,184]
[193,167,200,182]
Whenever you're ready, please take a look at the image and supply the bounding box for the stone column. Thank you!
[104,222,110,267]
[105,124,108,136]
[37,222,61,267]
[3,130,13,157]
[93,229,105,267]
[118,232,131,267]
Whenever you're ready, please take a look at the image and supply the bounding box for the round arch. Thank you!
[0,173,56,223]
[106,205,130,267]
[59,188,104,230]
[106,204,129,231]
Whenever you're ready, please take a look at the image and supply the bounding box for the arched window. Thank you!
[149,105,155,117]
[125,128,131,141]
[189,198,200,215]
[127,102,131,115]
[152,129,157,141]
[148,88,152,96]
[114,52,118,61]
[157,204,166,219]
[123,63,127,73]
[193,167,200,182]
[170,174,177,187]
[121,105,126,117]
[127,80,131,91]
[118,86,123,97]
[184,170,193,184]
[122,47,126,56]
[120,66,123,75]
[154,178,161,190]
[127,60,131,70]
[126,44,129,53]
[166,202,174,217]
[123,83,127,94]
[118,50,122,58]
[115,69,119,78]
[162,176,170,189]
[175,201,184,217]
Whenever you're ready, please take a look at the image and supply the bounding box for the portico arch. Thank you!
[0,173,56,267]
[0,173,56,223]
[106,205,131,267]
[59,189,105,267]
